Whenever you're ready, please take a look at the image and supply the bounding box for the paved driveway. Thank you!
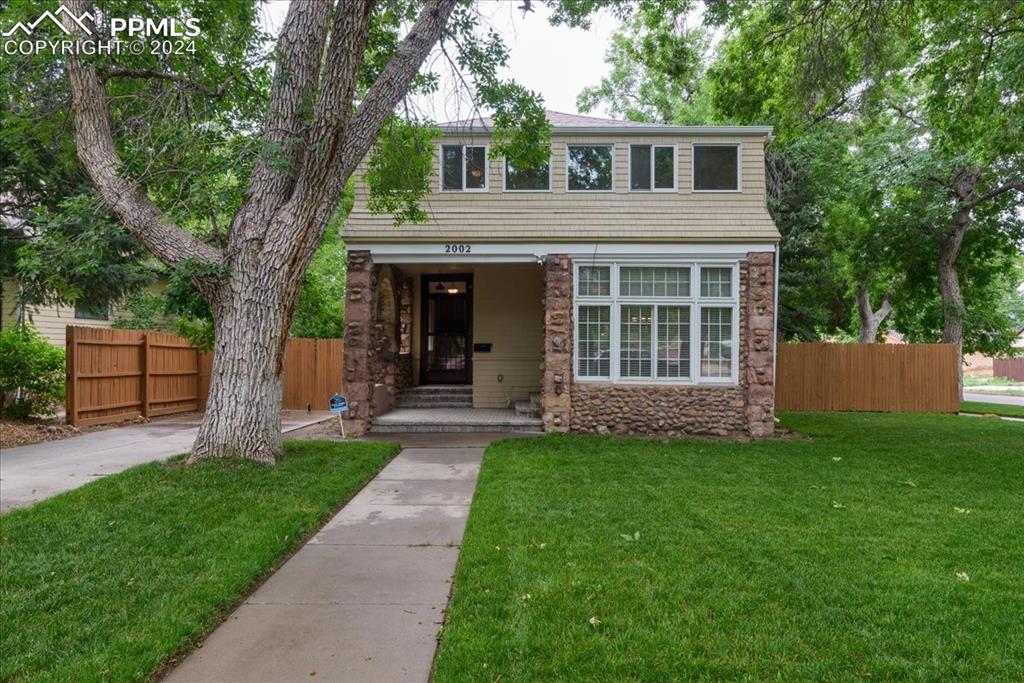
[0,411,332,513]
[963,392,1024,406]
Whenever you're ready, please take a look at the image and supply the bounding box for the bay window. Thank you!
[574,263,738,384]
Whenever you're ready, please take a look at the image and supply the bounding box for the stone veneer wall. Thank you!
[343,250,374,435]
[568,251,776,438]
[541,255,573,431]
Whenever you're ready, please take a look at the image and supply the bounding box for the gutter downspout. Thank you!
[772,246,780,416]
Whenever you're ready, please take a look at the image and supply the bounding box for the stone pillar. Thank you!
[744,251,776,437]
[542,254,573,432]
[343,250,374,435]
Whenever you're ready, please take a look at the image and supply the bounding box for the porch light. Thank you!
[446,288,460,295]
[469,168,483,178]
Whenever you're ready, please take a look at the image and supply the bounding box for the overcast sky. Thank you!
[259,0,620,121]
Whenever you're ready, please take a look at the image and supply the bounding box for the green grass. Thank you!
[0,440,398,682]
[433,413,1024,681]
[960,400,1024,418]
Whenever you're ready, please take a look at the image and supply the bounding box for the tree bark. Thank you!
[938,208,969,399]
[856,287,893,343]
[65,0,459,463]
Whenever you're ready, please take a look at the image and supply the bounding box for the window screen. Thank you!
[630,145,675,190]
[657,306,690,378]
[578,266,611,296]
[701,307,733,378]
[619,305,653,378]
[578,306,611,378]
[693,145,738,191]
[700,267,732,298]
[567,145,613,191]
[465,146,486,189]
[505,158,550,190]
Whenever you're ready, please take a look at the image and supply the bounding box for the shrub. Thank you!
[0,325,65,418]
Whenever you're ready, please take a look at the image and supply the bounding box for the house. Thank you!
[1,279,118,347]
[341,111,780,437]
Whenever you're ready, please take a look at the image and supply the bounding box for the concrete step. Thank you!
[371,423,543,434]
[397,400,473,409]
[513,400,540,417]
[400,386,472,395]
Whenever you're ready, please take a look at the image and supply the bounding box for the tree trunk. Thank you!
[187,269,295,464]
[938,215,968,400]
[856,287,893,343]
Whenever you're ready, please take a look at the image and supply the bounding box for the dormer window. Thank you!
[566,144,614,191]
[692,144,740,191]
[629,144,676,191]
[441,144,487,191]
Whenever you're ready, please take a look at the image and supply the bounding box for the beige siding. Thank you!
[471,265,543,408]
[344,133,779,243]
[1,279,116,347]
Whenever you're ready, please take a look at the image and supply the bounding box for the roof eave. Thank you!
[438,124,774,136]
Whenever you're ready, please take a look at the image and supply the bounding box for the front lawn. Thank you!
[961,400,1024,418]
[434,413,1023,681]
[0,440,398,682]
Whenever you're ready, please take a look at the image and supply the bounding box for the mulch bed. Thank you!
[0,416,147,450]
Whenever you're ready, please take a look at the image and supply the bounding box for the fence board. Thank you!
[66,326,342,426]
[776,343,959,413]
[992,357,1024,381]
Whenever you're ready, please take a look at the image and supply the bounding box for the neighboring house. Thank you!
[1,278,117,348]
[341,111,780,437]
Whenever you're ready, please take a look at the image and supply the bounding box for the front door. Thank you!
[420,275,472,384]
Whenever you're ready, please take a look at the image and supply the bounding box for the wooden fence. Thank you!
[66,326,343,427]
[775,343,960,413]
[992,357,1024,381]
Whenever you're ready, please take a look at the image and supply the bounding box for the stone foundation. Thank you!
[571,384,750,437]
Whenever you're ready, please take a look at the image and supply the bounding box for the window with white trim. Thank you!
[566,144,613,191]
[692,144,739,191]
[574,263,739,384]
[629,144,675,190]
[441,144,487,191]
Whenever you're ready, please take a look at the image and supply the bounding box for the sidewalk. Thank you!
[165,433,510,683]
[0,411,332,512]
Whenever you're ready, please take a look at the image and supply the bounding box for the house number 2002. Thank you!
[444,244,472,254]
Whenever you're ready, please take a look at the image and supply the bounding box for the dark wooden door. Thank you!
[420,275,472,384]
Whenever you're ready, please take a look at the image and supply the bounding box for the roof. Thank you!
[440,110,772,136]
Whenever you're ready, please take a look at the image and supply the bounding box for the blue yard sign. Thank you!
[329,394,348,413]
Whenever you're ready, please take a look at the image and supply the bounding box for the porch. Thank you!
[342,255,551,434]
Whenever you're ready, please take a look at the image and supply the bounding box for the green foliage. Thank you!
[0,440,399,681]
[291,220,347,338]
[112,289,170,331]
[365,119,439,225]
[0,325,65,418]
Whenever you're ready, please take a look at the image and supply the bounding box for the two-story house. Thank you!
[341,111,779,437]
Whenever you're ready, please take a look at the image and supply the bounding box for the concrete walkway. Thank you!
[165,433,509,683]
[0,411,332,512]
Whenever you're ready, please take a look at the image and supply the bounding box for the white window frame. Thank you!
[573,261,740,385]
[628,143,678,192]
[439,143,489,192]
[503,155,552,192]
[691,142,742,193]
[565,143,615,192]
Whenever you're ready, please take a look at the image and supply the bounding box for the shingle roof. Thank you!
[439,110,771,136]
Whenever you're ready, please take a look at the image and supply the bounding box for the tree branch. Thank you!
[965,180,1024,209]
[101,67,234,97]
[64,0,222,268]
[337,0,459,186]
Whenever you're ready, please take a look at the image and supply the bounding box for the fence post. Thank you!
[65,325,77,427]
[141,332,150,419]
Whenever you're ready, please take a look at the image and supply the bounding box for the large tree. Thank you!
[50,0,622,462]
